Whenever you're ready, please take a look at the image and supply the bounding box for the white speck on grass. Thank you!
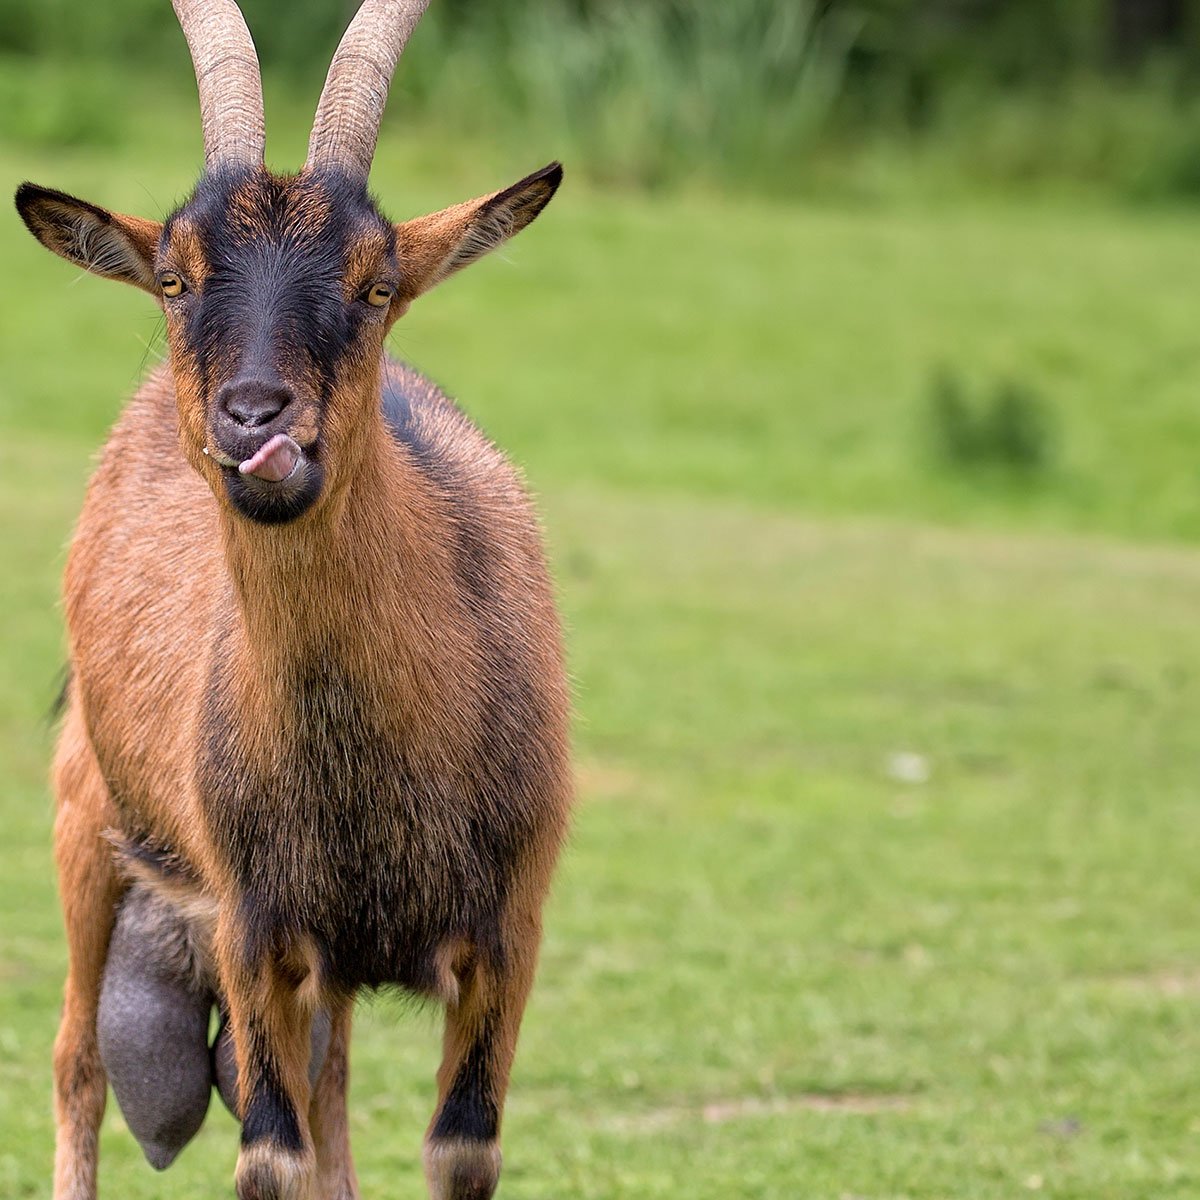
[886,751,930,785]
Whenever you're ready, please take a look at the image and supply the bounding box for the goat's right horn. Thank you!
[172,0,265,170]
[305,0,431,181]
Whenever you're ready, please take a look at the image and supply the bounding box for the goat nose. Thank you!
[218,380,293,428]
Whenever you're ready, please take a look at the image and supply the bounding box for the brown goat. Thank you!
[14,3,572,1198]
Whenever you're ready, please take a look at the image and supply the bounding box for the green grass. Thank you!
[3,114,1200,1198]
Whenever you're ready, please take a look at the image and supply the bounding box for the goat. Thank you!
[14,2,572,1198]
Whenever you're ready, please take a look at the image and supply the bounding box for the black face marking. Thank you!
[220,459,327,526]
[177,167,388,388]
[164,166,396,525]
[430,1014,500,1142]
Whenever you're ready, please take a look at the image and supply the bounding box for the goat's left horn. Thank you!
[172,0,265,170]
[305,0,431,181]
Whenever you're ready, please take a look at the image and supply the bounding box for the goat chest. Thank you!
[194,651,549,992]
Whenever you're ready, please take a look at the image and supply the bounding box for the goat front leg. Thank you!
[310,998,359,1200]
[424,932,541,1200]
[217,918,321,1200]
[52,706,121,1200]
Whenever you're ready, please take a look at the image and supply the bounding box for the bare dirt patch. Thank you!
[1110,968,1200,998]
[574,758,644,802]
[598,1092,913,1134]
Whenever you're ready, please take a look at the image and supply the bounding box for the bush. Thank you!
[927,367,1056,475]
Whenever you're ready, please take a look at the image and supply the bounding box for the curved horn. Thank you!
[172,0,265,169]
[305,0,431,180]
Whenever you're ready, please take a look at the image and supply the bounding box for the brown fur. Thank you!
[44,325,571,1199]
[19,11,570,1193]
[22,145,570,1200]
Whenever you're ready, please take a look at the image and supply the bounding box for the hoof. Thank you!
[423,1138,501,1200]
[236,1144,314,1200]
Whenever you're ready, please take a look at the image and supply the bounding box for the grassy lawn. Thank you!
[2,118,1200,1198]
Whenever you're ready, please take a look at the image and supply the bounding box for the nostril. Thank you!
[219,380,293,428]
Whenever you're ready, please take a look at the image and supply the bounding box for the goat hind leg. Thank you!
[52,706,121,1200]
[309,999,359,1200]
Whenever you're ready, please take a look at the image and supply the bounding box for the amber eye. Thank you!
[365,282,394,308]
[159,272,186,298]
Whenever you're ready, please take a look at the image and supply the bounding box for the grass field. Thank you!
[2,118,1200,1199]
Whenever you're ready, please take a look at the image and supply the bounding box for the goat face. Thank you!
[16,161,561,526]
[161,167,401,525]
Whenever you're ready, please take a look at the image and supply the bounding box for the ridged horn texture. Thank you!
[172,0,265,169]
[305,0,431,180]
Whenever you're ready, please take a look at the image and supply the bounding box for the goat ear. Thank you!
[394,162,562,301]
[15,183,161,295]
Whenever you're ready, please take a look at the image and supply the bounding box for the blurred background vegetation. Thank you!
[7,0,1200,199]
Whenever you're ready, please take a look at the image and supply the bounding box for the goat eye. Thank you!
[159,273,187,298]
[365,282,394,308]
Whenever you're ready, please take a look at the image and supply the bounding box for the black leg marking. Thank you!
[431,1016,499,1143]
[241,1057,304,1153]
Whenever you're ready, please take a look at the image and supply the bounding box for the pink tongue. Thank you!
[238,434,301,482]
